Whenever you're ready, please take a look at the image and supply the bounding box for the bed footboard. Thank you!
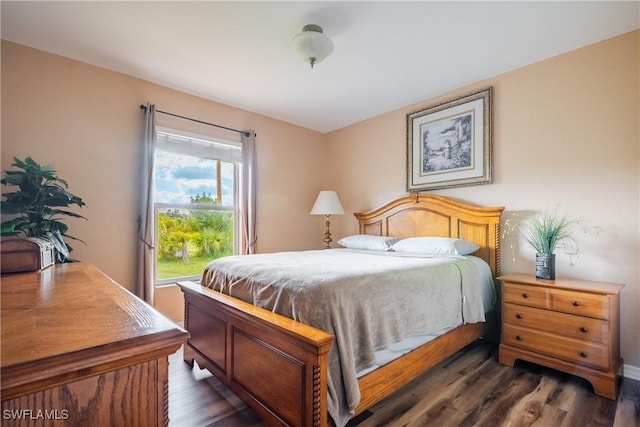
[178,281,334,427]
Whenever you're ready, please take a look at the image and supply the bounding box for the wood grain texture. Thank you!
[178,194,505,426]
[499,274,624,400]
[354,194,504,276]
[179,282,333,427]
[354,322,488,415]
[2,359,166,427]
[1,262,189,426]
[168,342,639,427]
[502,303,608,344]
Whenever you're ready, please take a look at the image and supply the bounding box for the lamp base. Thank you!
[323,215,332,249]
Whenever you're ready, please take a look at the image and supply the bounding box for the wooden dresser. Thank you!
[498,274,624,400]
[1,262,189,426]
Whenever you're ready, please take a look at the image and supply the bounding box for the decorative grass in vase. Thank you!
[503,207,594,280]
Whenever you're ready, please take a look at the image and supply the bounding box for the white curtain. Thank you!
[138,103,156,304]
[241,131,257,254]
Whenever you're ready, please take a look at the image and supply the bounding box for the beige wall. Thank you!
[1,40,328,294]
[326,30,639,369]
[2,30,639,371]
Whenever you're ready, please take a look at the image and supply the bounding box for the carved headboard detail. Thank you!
[354,194,505,276]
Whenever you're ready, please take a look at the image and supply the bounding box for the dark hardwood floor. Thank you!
[168,342,639,427]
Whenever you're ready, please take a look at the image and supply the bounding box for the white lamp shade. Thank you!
[310,191,344,215]
[292,24,334,67]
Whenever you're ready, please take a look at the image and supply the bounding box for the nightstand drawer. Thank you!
[503,283,548,309]
[503,324,609,371]
[498,274,624,400]
[549,289,610,320]
[503,303,608,344]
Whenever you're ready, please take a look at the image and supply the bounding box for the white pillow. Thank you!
[337,234,398,251]
[391,237,479,255]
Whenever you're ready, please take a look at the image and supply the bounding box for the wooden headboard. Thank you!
[354,194,505,276]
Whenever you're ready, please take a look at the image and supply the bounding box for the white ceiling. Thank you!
[1,1,638,133]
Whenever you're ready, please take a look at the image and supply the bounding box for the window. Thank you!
[154,128,241,284]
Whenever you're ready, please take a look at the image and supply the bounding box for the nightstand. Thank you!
[498,274,624,400]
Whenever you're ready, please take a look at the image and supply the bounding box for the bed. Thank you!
[177,193,504,427]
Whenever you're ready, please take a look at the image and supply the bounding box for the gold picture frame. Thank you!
[407,87,493,191]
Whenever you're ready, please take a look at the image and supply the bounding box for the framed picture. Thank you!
[407,87,492,191]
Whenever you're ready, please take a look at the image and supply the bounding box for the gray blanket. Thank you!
[201,249,485,427]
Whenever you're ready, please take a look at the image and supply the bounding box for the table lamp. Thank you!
[310,190,344,248]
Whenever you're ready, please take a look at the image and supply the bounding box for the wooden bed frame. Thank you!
[177,194,504,427]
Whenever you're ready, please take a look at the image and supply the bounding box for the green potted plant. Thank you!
[503,208,591,280]
[1,156,86,263]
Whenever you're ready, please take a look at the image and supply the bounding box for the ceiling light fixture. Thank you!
[291,24,334,69]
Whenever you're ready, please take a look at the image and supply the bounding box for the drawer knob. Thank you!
[572,300,580,307]
[521,293,529,299]
[515,313,522,319]
[580,352,588,358]
[516,335,523,341]
[580,326,588,333]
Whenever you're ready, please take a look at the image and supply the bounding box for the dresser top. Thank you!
[498,273,625,294]
[1,262,188,372]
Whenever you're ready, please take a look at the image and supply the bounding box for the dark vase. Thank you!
[535,253,555,280]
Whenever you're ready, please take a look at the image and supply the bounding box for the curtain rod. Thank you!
[139,104,250,137]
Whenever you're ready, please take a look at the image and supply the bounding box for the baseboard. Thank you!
[623,363,640,381]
